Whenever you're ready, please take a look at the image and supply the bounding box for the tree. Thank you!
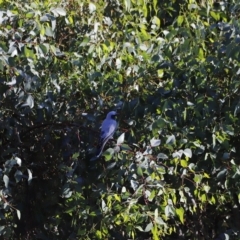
[0,0,240,239]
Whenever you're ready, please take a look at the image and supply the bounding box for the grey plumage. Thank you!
[95,111,117,158]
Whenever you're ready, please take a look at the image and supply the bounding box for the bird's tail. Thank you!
[95,147,103,158]
[95,140,107,158]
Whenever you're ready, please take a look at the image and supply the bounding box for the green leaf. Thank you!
[139,28,150,40]
[40,25,45,36]
[24,46,35,59]
[149,190,156,201]
[80,37,90,47]
[39,43,49,55]
[183,108,187,121]
[151,224,159,240]
[124,0,131,11]
[152,16,160,27]
[157,69,164,78]
[103,148,115,161]
[198,48,205,60]
[152,118,167,135]
[0,59,4,71]
[180,160,188,167]
[177,16,184,26]
[142,4,148,18]
[210,196,216,204]
[96,230,102,238]
[153,0,157,12]
[26,12,34,18]
[210,11,220,21]
[68,16,74,24]
[137,166,143,176]
[72,152,79,160]
[201,193,207,203]
[114,194,121,202]
[203,185,210,193]
[176,207,184,224]
[193,174,202,184]
[45,27,54,37]
[120,144,132,151]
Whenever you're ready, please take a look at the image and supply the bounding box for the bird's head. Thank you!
[106,111,117,119]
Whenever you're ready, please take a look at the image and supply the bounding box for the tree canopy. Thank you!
[0,0,240,239]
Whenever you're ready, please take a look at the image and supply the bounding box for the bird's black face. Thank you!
[111,113,117,120]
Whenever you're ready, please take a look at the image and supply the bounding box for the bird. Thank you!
[95,111,118,158]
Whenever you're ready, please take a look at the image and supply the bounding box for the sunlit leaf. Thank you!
[150,138,161,147]
[89,3,96,14]
[3,175,9,188]
[166,135,176,145]
[117,133,125,145]
[27,169,33,185]
[16,209,21,220]
[210,11,220,21]
[177,15,184,26]
[157,153,168,160]
[180,160,188,167]
[183,148,192,158]
[145,222,153,232]
[176,207,184,224]
[51,7,66,16]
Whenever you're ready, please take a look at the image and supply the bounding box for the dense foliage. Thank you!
[1,0,240,239]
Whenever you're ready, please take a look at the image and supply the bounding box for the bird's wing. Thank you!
[99,119,117,144]
[95,119,117,158]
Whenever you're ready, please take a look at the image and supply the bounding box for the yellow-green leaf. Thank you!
[151,224,159,240]
[157,69,164,78]
[96,230,102,238]
[68,16,74,24]
[210,195,216,204]
[177,16,184,26]
[201,193,207,202]
[26,12,34,18]
[176,207,184,224]
[210,11,220,21]
[114,194,121,202]
[152,16,160,27]
[203,173,210,178]
[140,28,150,40]
[142,4,148,18]
[40,26,45,36]
[180,160,188,167]
[198,48,205,60]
